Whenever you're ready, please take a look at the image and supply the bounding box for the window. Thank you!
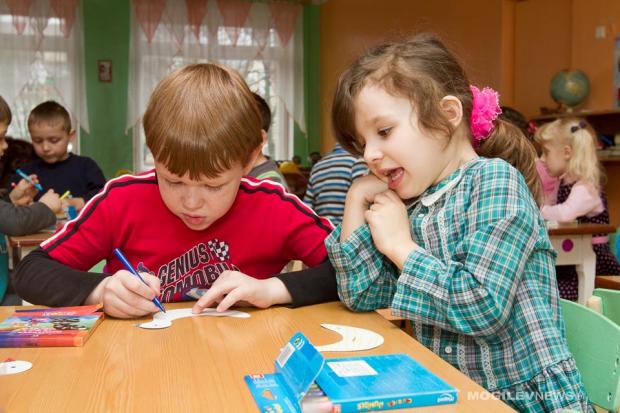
[0,1,88,147]
[128,0,304,172]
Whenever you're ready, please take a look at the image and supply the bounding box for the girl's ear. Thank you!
[439,95,463,128]
[563,144,573,160]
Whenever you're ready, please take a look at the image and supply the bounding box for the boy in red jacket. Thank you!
[14,64,336,318]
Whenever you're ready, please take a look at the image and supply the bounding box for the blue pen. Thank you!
[113,248,166,313]
[15,168,43,191]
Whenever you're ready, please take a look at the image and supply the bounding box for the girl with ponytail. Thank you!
[325,33,591,412]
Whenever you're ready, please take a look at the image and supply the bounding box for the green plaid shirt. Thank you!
[326,157,575,391]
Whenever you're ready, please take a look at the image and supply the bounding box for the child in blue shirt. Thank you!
[303,144,367,225]
[326,34,591,412]
[9,101,105,211]
[0,95,61,300]
[0,96,61,233]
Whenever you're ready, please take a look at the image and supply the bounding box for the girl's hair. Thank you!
[331,33,541,204]
[499,106,530,139]
[534,118,602,191]
[477,121,540,204]
[0,95,11,125]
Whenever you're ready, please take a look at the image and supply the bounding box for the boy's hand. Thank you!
[365,190,418,269]
[192,271,292,313]
[86,270,161,318]
[63,197,85,211]
[39,190,62,214]
[9,178,38,205]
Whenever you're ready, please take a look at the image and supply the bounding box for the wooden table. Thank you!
[0,302,514,412]
[595,275,620,290]
[547,223,615,304]
[6,232,53,268]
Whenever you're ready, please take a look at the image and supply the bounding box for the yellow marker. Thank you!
[59,190,71,200]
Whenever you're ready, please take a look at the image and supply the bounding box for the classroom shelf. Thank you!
[531,108,620,136]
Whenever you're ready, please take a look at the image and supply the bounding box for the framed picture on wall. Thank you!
[98,60,112,82]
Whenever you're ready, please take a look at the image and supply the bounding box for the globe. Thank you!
[550,69,590,108]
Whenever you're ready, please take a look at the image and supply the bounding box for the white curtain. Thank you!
[0,0,88,141]
[128,0,304,172]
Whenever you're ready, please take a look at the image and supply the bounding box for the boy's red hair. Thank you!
[144,63,262,179]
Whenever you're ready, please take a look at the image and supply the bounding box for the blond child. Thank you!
[326,34,591,412]
[536,118,620,300]
[9,101,105,211]
[13,64,337,318]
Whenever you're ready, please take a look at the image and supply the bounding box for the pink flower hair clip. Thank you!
[469,85,502,148]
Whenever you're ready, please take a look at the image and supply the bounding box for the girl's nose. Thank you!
[364,141,383,164]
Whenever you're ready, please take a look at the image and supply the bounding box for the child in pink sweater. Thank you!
[536,118,620,300]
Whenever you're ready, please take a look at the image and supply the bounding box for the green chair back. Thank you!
[561,299,620,412]
[593,288,620,326]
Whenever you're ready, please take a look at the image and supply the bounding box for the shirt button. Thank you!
[444,346,452,354]
[418,213,425,218]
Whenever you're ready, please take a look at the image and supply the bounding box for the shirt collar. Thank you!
[408,157,480,208]
[332,143,345,154]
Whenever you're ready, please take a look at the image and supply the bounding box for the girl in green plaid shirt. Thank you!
[326,34,592,412]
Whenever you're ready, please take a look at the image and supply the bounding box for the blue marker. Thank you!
[113,248,166,313]
[15,168,43,191]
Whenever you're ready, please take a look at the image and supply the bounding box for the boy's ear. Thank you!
[439,95,463,128]
[260,129,268,145]
[242,145,263,175]
[68,129,76,141]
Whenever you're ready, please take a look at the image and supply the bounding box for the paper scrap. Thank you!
[545,220,559,229]
[0,359,32,375]
[315,324,384,352]
[138,308,250,329]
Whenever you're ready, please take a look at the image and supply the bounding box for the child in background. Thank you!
[304,144,367,225]
[0,96,59,304]
[536,118,620,300]
[247,93,288,189]
[0,95,61,236]
[498,106,559,205]
[326,34,590,412]
[9,101,105,211]
[0,137,39,189]
[13,64,337,319]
